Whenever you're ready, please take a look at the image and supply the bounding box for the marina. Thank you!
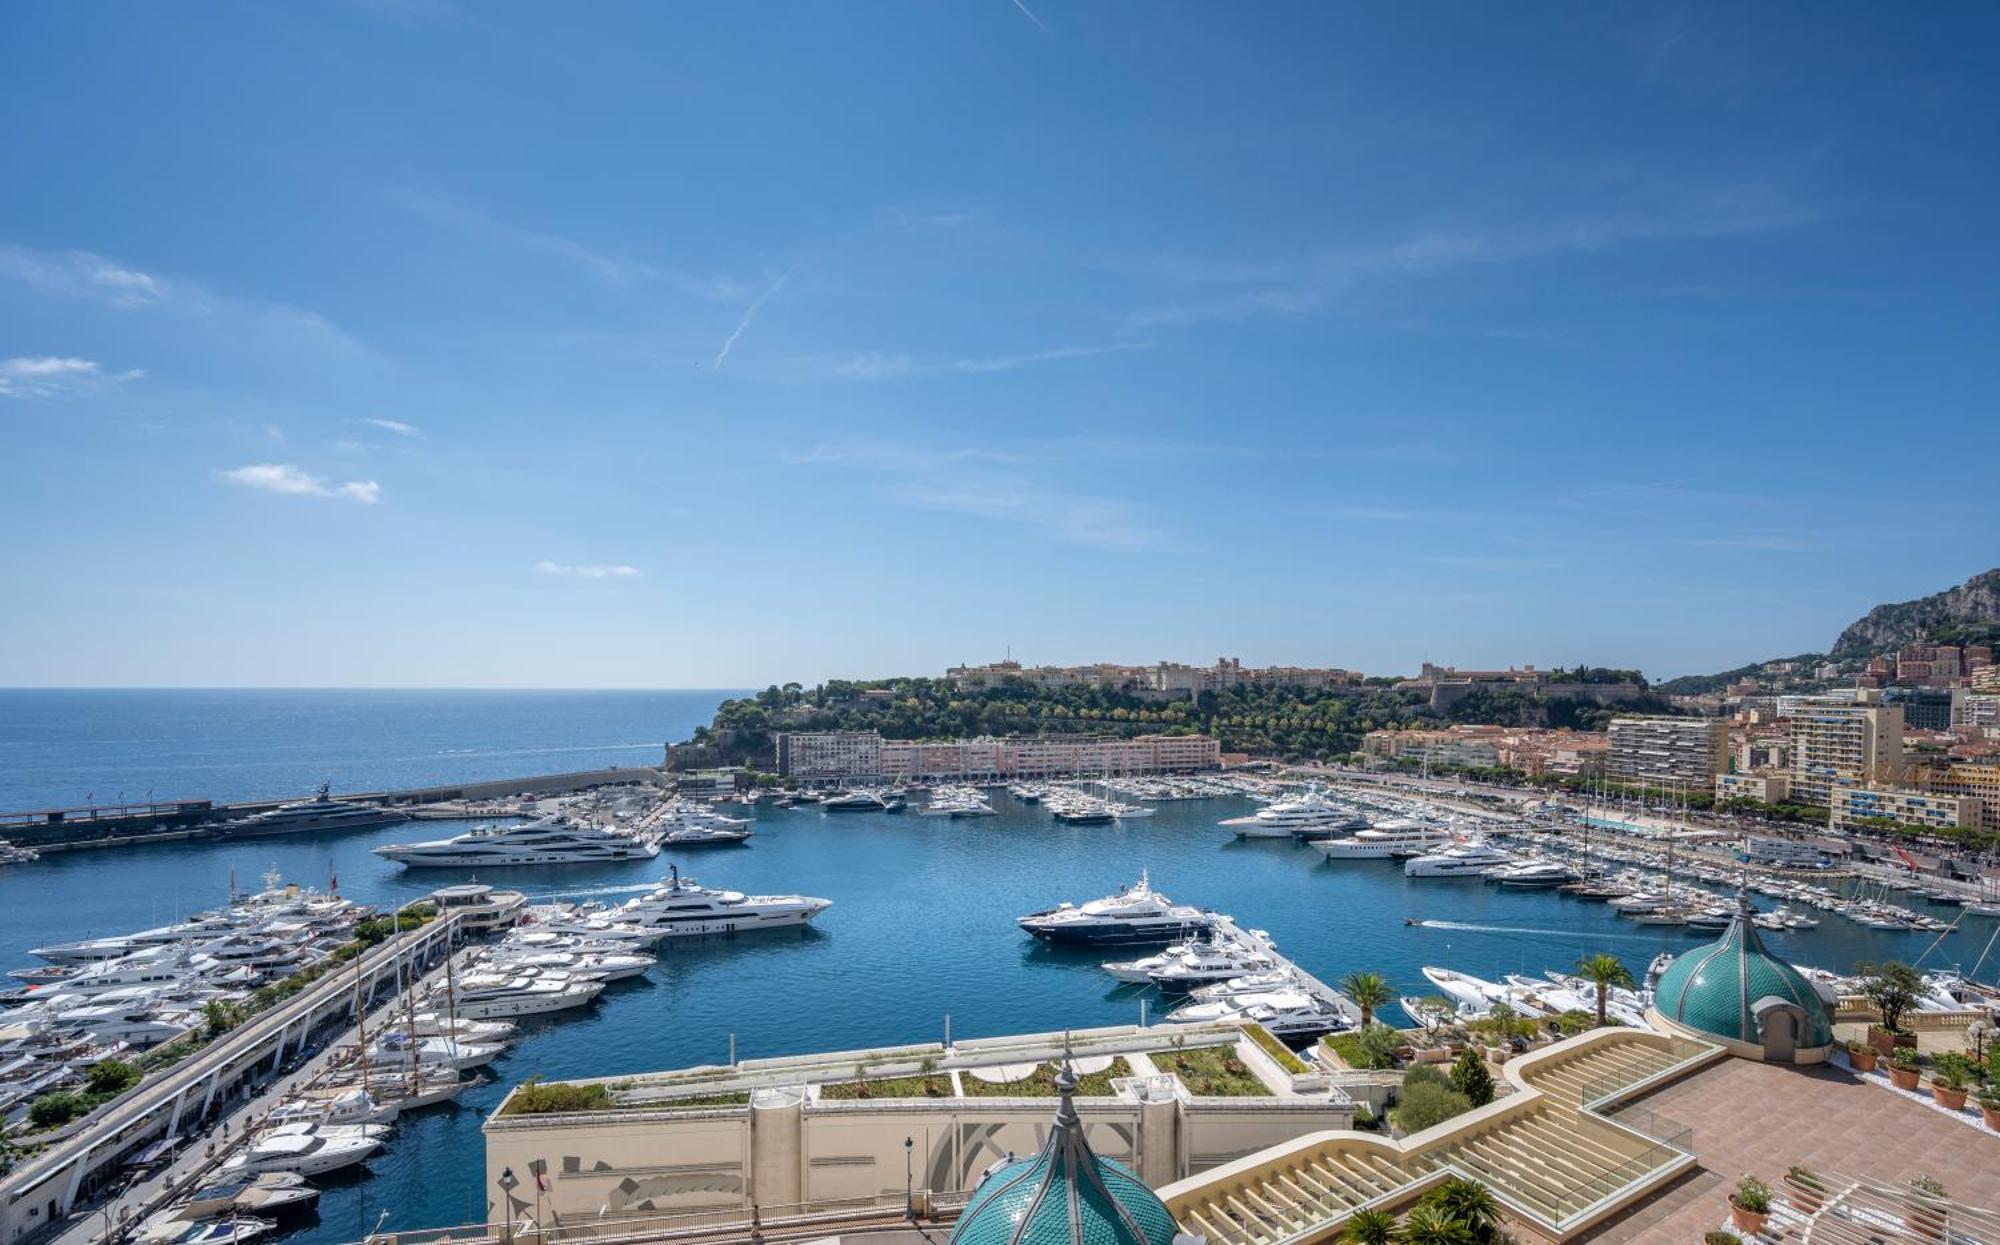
[4,715,1999,1245]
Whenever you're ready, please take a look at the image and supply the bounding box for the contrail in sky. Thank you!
[1009,0,1051,34]
[712,268,792,369]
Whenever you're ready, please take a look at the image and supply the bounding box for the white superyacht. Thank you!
[611,865,832,937]
[1220,785,1365,840]
[373,817,658,868]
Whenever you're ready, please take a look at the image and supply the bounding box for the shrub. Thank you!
[503,1077,613,1115]
[1704,1234,1742,1245]
[1556,1009,1596,1037]
[1403,1064,1449,1091]
[1323,1024,1400,1070]
[1392,1081,1471,1133]
[1450,1048,1495,1107]
[84,1060,139,1097]
[28,1092,87,1130]
[1338,1207,1396,1245]
[1244,1023,1308,1074]
[1909,1175,1946,1198]
[1734,1175,1772,1214]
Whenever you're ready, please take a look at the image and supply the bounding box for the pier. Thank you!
[1205,914,1364,1027]
[0,917,463,1245]
[0,767,671,855]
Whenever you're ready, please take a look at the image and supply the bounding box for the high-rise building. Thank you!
[1788,701,1903,808]
[1605,716,1729,787]
[1917,761,2000,839]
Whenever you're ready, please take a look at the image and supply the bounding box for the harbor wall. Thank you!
[0,767,670,853]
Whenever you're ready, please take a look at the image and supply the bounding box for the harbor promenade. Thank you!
[0,917,462,1245]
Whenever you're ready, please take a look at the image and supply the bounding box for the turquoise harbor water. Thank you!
[0,692,1995,1243]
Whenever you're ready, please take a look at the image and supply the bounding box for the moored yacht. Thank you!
[1312,820,1455,860]
[1220,785,1363,840]
[435,973,604,1019]
[216,784,409,837]
[1017,871,1215,946]
[221,1123,386,1177]
[373,818,658,868]
[1403,841,1514,878]
[613,865,832,937]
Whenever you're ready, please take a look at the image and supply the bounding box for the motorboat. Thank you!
[1311,820,1456,860]
[613,865,832,937]
[148,1173,319,1238]
[434,973,604,1019]
[0,843,40,865]
[401,1012,515,1043]
[1017,872,1215,946]
[1189,970,1299,1003]
[265,1087,400,1127]
[1102,942,1200,984]
[221,1122,386,1177]
[1420,966,1510,1013]
[1403,842,1515,878]
[1220,785,1364,840]
[658,824,753,847]
[373,818,659,867]
[820,789,905,813]
[216,784,409,837]
[1165,989,1347,1040]
[1486,860,1580,889]
[480,946,655,982]
[365,1032,503,1071]
[149,1217,280,1245]
[1147,942,1279,990]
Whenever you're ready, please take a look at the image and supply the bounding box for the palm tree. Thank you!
[1575,953,1635,1028]
[1341,1208,1398,1245]
[1343,971,1395,1029]
[1396,1203,1473,1245]
[1428,1178,1502,1244]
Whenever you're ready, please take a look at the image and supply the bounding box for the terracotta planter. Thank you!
[1931,1083,1968,1110]
[1867,1026,1897,1055]
[1889,1066,1921,1091]
[1730,1198,1770,1236]
[1982,1103,2000,1131]
[1848,1048,1878,1072]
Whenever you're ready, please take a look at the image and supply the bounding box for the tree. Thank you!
[84,1059,139,1097]
[1396,1202,1474,1245]
[1393,1081,1471,1133]
[29,1091,86,1130]
[1341,1209,1398,1245]
[1574,953,1635,1029]
[203,998,239,1040]
[1855,960,1926,1034]
[1425,1179,1504,1244]
[1449,1049,1495,1107]
[1343,971,1395,1029]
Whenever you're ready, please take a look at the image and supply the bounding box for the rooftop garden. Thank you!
[1149,1044,1272,1097]
[1243,1024,1309,1074]
[502,1077,613,1116]
[960,1059,1133,1098]
[819,1074,955,1100]
[652,1090,752,1111]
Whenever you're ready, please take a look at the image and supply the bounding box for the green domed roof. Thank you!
[948,1059,1180,1245]
[1653,898,1833,1049]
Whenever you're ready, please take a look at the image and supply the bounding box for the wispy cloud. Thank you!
[712,269,793,370]
[0,244,363,353]
[387,189,752,300]
[1120,181,1815,331]
[781,340,1150,382]
[362,418,420,437]
[534,561,641,579]
[220,463,381,504]
[0,356,144,399]
[1007,0,1052,35]
[789,443,1174,553]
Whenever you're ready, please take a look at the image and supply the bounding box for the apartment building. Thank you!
[1789,700,1904,808]
[1360,726,1607,776]
[775,731,882,781]
[1606,716,1730,788]
[1917,760,2000,838]
[1716,772,1791,804]
[1957,695,2000,729]
[1830,786,1979,834]
[778,731,1221,781]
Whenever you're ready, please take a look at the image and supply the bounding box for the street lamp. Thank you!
[497,1167,520,1245]
[903,1136,914,1220]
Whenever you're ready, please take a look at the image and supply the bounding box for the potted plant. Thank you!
[1927,1053,1972,1110]
[1888,1048,1921,1091]
[1786,1165,1827,1214]
[1846,1040,1878,1073]
[1730,1175,1773,1236]
[1979,1089,2000,1132]
[1904,1176,1947,1241]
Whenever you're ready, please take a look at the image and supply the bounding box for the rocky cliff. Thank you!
[1831,568,2000,656]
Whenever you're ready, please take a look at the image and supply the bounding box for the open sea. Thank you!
[1,690,1995,1244]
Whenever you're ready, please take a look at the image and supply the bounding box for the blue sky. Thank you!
[4,3,1997,688]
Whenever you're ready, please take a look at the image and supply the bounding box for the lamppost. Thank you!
[903,1136,914,1221]
[497,1167,519,1245]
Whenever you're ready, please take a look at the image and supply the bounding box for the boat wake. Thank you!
[1407,919,1659,942]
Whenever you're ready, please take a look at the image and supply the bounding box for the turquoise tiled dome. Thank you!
[948,1063,1180,1245]
[1653,899,1832,1049]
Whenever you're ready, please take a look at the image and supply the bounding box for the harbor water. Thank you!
[2,695,1995,1243]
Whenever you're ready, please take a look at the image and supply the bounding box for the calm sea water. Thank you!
[0,693,1995,1243]
[0,690,742,810]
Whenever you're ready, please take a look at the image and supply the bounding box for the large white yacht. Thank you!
[1017,872,1215,946]
[1219,786,1365,840]
[1311,819,1456,860]
[611,865,832,937]
[1146,940,1280,990]
[220,1123,386,1177]
[434,972,604,1019]
[373,818,658,868]
[1402,841,1515,878]
[216,784,409,838]
[1165,989,1347,1040]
